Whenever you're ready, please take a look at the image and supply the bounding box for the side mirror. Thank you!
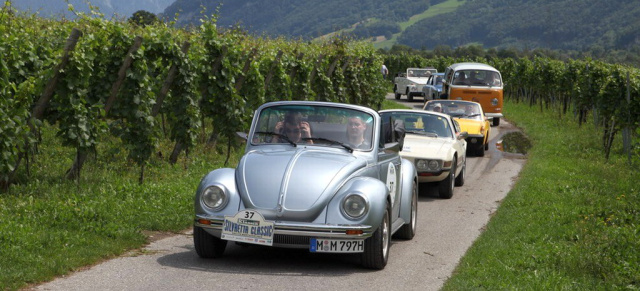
[384,142,402,153]
[458,131,468,140]
[236,132,248,142]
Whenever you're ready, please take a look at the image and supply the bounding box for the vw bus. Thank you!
[441,63,503,126]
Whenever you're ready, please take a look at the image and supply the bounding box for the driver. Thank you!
[273,112,312,143]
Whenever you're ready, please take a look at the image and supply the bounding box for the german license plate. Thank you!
[310,238,364,253]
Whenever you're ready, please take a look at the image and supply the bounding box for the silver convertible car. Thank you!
[193,101,418,269]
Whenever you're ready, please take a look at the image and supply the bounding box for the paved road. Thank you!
[33,95,526,291]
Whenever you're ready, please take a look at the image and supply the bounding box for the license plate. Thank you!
[310,238,364,253]
[221,210,274,246]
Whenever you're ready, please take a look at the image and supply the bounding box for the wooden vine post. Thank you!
[203,46,228,149]
[11,28,82,185]
[151,41,191,117]
[263,50,283,91]
[65,35,143,180]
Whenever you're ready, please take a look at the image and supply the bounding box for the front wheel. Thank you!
[394,85,401,100]
[194,226,227,258]
[395,182,417,240]
[361,204,391,269]
[455,157,465,186]
[476,143,485,157]
[492,117,500,127]
[438,157,456,199]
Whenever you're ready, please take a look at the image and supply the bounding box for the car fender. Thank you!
[194,168,242,217]
[398,158,417,223]
[325,176,388,229]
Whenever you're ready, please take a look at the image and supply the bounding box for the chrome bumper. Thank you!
[194,215,374,239]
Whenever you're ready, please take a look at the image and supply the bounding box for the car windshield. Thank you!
[452,70,501,87]
[435,75,443,86]
[425,101,483,121]
[251,104,374,151]
[408,69,433,78]
[382,112,451,139]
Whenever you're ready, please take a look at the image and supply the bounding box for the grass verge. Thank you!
[0,124,244,290]
[1,101,407,290]
[443,99,640,289]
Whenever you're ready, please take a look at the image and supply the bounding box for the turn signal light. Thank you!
[346,230,363,235]
[198,219,211,225]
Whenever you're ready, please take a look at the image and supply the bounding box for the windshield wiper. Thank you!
[302,137,353,153]
[254,131,297,147]
[465,113,481,118]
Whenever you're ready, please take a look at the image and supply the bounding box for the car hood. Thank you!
[400,134,452,158]
[455,118,484,135]
[236,148,365,221]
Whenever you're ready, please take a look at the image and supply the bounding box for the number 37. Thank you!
[244,211,255,219]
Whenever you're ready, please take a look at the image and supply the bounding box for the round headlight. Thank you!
[491,98,499,106]
[416,160,428,170]
[428,160,440,171]
[342,194,368,219]
[202,186,227,210]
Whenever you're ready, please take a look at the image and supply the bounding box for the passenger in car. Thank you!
[273,112,313,144]
[454,72,468,85]
[432,103,443,113]
[346,115,370,149]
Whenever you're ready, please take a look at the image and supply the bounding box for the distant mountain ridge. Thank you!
[11,0,174,19]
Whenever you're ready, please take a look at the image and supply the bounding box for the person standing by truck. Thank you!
[381,64,389,79]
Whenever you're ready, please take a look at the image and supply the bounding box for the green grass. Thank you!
[4,98,638,290]
[443,99,640,290]
[0,101,407,290]
[0,125,244,290]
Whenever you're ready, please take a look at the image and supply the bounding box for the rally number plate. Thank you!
[221,210,274,246]
[310,238,364,253]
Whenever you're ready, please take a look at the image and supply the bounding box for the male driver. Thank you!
[273,112,312,143]
[346,116,369,149]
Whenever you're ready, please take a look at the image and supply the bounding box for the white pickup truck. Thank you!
[393,67,438,101]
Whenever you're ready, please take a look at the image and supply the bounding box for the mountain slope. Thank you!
[11,0,174,19]
[162,0,639,53]
[398,0,640,51]
[162,0,438,38]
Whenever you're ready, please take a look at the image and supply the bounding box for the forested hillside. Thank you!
[162,0,444,38]
[163,0,639,61]
[398,0,640,52]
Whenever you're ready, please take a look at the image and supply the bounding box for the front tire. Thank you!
[362,203,391,269]
[492,117,500,127]
[394,85,401,100]
[455,157,465,186]
[194,226,227,258]
[438,157,456,199]
[476,143,485,157]
[395,182,417,240]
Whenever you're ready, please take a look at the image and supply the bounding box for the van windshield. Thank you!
[452,70,501,87]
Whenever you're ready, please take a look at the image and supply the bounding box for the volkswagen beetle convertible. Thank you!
[194,101,418,269]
